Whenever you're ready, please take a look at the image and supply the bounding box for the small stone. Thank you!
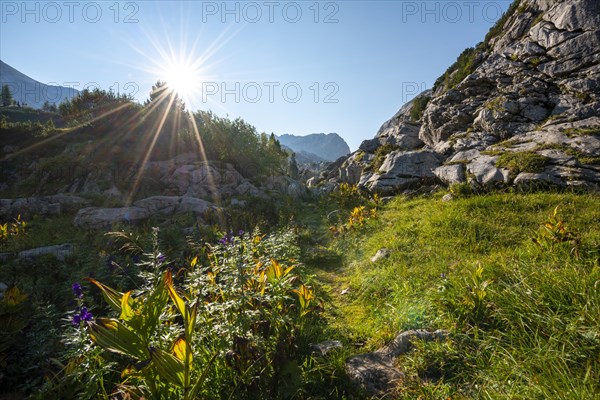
[442,193,455,202]
[371,248,391,263]
[310,340,343,357]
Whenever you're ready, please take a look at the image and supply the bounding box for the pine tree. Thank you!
[1,85,14,107]
[289,153,299,179]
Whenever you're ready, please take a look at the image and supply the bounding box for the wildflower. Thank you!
[219,231,235,246]
[80,307,93,321]
[157,253,166,263]
[441,273,447,279]
[72,307,93,326]
[72,283,83,298]
[238,230,245,236]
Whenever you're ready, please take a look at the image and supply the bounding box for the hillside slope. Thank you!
[319,0,600,193]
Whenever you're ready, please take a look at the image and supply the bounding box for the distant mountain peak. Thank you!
[277,133,350,162]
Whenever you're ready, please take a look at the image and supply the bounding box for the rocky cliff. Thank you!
[317,0,600,193]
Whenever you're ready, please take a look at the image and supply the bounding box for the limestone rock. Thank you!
[467,156,510,186]
[310,340,343,357]
[346,330,448,396]
[434,164,466,184]
[0,195,89,219]
[18,244,73,261]
[73,207,150,229]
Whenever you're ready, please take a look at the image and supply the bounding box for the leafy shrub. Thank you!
[484,0,521,45]
[0,214,27,241]
[409,95,431,122]
[433,46,479,92]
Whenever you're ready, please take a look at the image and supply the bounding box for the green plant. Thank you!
[365,144,399,172]
[0,286,30,364]
[409,94,431,122]
[439,264,495,328]
[449,182,472,197]
[530,57,542,66]
[484,0,521,44]
[60,227,319,399]
[531,12,544,27]
[562,127,600,137]
[484,97,506,114]
[531,206,580,255]
[0,214,27,241]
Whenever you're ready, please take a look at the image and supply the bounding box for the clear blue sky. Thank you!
[0,1,511,150]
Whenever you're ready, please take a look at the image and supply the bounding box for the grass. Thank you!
[496,151,549,177]
[562,127,600,137]
[364,144,399,172]
[1,189,599,399]
[317,191,600,398]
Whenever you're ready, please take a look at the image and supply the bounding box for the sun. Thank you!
[160,60,203,104]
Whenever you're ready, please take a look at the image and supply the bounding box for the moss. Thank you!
[496,151,549,177]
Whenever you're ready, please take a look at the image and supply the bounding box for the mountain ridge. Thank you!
[0,60,79,108]
[277,132,351,162]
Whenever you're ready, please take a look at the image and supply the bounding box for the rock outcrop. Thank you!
[73,196,222,229]
[316,0,600,193]
[0,194,89,219]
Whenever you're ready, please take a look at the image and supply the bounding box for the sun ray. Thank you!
[125,90,177,205]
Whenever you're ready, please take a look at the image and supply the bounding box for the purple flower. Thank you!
[238,230,245,236]
[72,307,93,326]
[219,231,235,246]
[72,283,83,298]
[441,273,447,279]
[80,307,93,321]
[157,253,166,263]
